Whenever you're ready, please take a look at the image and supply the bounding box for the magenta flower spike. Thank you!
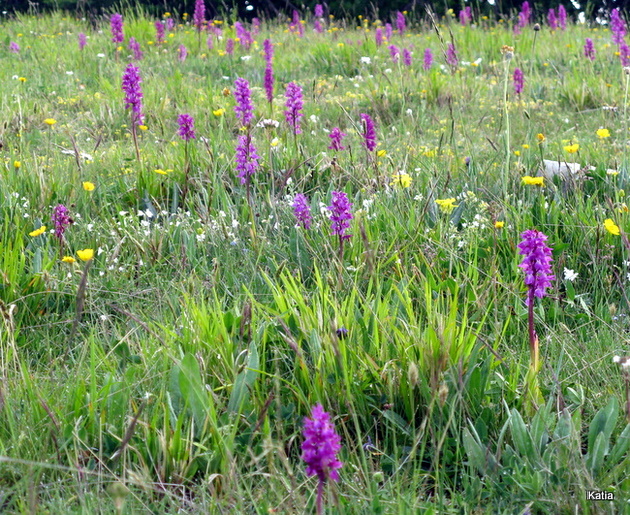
[584,38,596,60]
[178,44,187,62]
[52,204,72,241]
[285,82,304,135]
[385,22,393,41]
[389,45,400,63]
[403,48,412,66]
[360,113,376,152]
[518,230,555,306]
[225,38,235,55]
[110,13,124,44]
[9,41,20,53]
[155,21,165,44]
[612,8,626,44]
[121,63,144,125]
[292,193,312,229]
[423,48,433,70]
[314,4,323,18]
[396,11,406,35]
[547,8,557,29]
[78,33,87,50]
[234,78,254,127]
[558,4,567,30]
[235,135,260,185]
[301,404,343,515]
[328,128,346,151]
[177,114,196,141]
[193,0,206,32]
[375,27,383,47]
[513,68,524,95]
[129,37,143,60]
[328,191,353,241]
[446,43,458,68]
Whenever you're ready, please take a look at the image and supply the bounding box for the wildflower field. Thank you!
[2,3,630,513]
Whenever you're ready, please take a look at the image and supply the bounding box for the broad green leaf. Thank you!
[227,340,260,413]
[510,408,535,459]
[608,423,630,465]
[462,426,487,474]
[588,397,618,456]
[179,353,214,431]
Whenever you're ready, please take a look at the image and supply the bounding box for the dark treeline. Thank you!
[2,0,629,21]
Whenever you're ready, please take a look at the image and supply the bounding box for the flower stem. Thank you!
[316,480,324,515]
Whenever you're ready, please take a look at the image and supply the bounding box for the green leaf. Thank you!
[179,353,215,431]
[510,408,535,459]
[382,409,411,437]
[227,340,260,413]
[588,397,618,457]
[608,423,630,465]
[462,426,487,474]
[587,431,607,475]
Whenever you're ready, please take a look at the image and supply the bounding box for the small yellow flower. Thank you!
[435,198,458,213]
[82,181,95,191]
[536,133,545,142]
[29,225,47,237]
[138,124,148,131]
[494,221,505,228]
[154,168,168,175]
[270,137,280,147]
[18,77,26,82]
[597,128,610,139]
[13,160,21,168]
[222,88,231,97]
[61,256,76,263]
[522,144,530,149]
[514,150,521,156]
[213,108,226,116]
[377,149,387,157]
[564,143,580,153]
[604,218,620,235]
[44,118,57,126]
[77,248,94,261]
[522,176,544,186]
[391,172,412,188]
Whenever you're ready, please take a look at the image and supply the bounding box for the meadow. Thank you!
[1,3,630,513]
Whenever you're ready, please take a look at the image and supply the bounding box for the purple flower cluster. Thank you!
[459,7,472,26]
[389,44,400,63]
[110,13,124,44]
[122,63,144,125]
[328,127,346,151]
[9,41,20,53]
[155,21,165,44]
[314,19,323,34]
[225,38,235,55]
[285,82,304,135]
[519,1,531,27]
[611,8,626,45]
[558,5,567,30]
[235,22,253,49]
[360,113,376,152]
[178,44,187,62]
[375,27,384,47]
[518,230,555,305]
[385,23,393,41]
[264,39,274,104]
[166,18,175,32]
[547,8,557,29]
[446,43,458,68]
[621,41,630,66]
[78,33,87,50]
[423,48,433,70]
[234,78,254,126]
[193,0,206,32]
[513,68,524,95]
[328,191,353,240]
[301,404,343,483]
[403,48,412,66]
[128,37,143,60]
[177,114,196,141]
[314,4,323,18]
[396,11,406,35]
[52,204,72,240]
[584,38,596,61]
[235,135,260,184]
[293,193,312,229]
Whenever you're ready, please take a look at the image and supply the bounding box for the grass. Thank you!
[1,6,630,513]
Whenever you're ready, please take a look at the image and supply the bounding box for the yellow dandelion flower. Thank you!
[44,118,57,126]
[536,133,545,142]
[522,176,544,186]
[82,181,95,191]
[213,108,226,116]
[138,124,148,131]
[604,218,620,235]
[77,248,94,261]
[391,172,412,188]
[29,225,47,237]
[494,221,505,228]
[597,128,610,139]
[154,168,168,175]
[61,256,76,263]
[564,143,580,153]
[377,149,387,157]
[13,160,21,168]
[435,198,458,213]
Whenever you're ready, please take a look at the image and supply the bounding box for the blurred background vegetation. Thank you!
[2,0,629,22]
